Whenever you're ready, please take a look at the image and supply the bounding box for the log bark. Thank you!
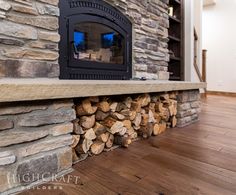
[71,135,81,148]
[80,115,96,129]
[106,133,114,148]
[114,135,132,148]
[95,110,110,121]
[131,101,142,112]
[111,112,126,120]
[110,102,118,112]
[93,122,107,136]
[76,138,93,154]
[76,99,97,116]
[116,102,128,112]
[124,97,132,109]
[73,119,85,135]
[91,141,105,155]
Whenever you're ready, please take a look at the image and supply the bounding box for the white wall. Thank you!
[184,0,203,82]
[203,0,236,93]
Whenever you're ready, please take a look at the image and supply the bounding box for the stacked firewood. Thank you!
[71,93,178,163]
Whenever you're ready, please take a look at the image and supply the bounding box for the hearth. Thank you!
[59,0,132,80]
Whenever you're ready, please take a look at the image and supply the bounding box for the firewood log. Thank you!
[120,110,136,121]
[95,110,110,121]
[76,99,97,116]
[132,113,142,127]
[169,92,178,99]
[72,149,80,162]
[124,97,132,109]
[151,95,159,103]
[154,112,161,123]
[114,135,132,148]
[122,120,132,130]
[80,115,95,129]
[111,112,126,120]
[129,131,138,139]
[171,116,177,128]
[141,113,149,126]
[76,138,93,154]
[118,127,127,136]
[148,110,157,123]
[159,122,167,133]
[160,94,169,101]
[140,123,153,139]
[136,94,151,107]
[97,132,110,143]
[84,128,96,140]
[102,116,117,128]
[109,121,124,134]
[90,141,105,155]
[149,103,156,112]
[116,102,128,112]
[152,123,160,136]
[71,135,81,148]
[106,133,114,148]
[131,101,142,113]
[73,119,85,134]
[93,122,107,135]
[110,102,118,112]
[126,126,135,135]
[97,100,110,112]
[89,96,99,103]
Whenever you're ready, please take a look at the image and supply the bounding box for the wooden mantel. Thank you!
[0,79,206,103]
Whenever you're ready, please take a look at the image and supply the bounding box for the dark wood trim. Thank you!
[207,91,236,97]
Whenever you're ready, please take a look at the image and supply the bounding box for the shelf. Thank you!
[168,35,181,42]
[170,56,181,61]
[169,16,181,23]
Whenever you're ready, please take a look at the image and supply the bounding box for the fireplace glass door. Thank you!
[73,22,125,65]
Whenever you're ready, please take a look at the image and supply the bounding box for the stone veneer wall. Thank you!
[0,0,169,80]
[0,89,200,194]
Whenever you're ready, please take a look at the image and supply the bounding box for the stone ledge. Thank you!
[0,79,206,103]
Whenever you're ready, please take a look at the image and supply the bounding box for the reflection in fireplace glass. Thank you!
[73,22,125,64]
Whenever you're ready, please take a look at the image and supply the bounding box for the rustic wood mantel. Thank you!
[0,79,206,103]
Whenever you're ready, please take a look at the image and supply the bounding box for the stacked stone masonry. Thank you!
[0,0,169,79]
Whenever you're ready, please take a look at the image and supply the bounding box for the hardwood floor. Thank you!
[21,95,236,195]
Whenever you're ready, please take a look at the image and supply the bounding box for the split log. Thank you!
[106,134,114,148]
[129,131,138,139]
[73,119,85,135]
[76,99,97,116]
[109,121,124,134]
[116,102,128,112]
[140,123,153,139]
[91,141,105,155]
[84,128,96,140]
[141,113,149,126]
[154,112,161,123]
[71,135,81,148]
[120,109,136,121]
[93,122,107,135]
[97,132,110,143]
[96,110,110,121]
[148,110,156,123]
[126,126,135,135]
[114,135,132,148]
[159,122,167,134]
[103,116,117,128]
[171,116,177,128]
[160,94,170,101]
[72,149,80,163]
[110,102,118,112]
[149,103,156,112]
[122,120,132,130]
[97,100,110,112]
[131,101,142,112]
[75,138,93,154]
[152,123,160,136]
[151,95,159,103]
[169,92,178,99]
[89,96,99,103]
[124,97,132,109]
[80,115,95,129]
[132,113,142,127]
[111,112,126,120]
[118,127,127,136]
[136,94,151,107]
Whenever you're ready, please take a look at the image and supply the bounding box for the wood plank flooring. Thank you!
[21,95,236,195]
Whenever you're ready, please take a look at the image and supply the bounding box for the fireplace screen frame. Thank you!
[59,0,133,80]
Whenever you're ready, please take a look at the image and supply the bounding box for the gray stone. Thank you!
[16,153,58,185]
[0,0,11,11]
[36,3,59,16]
[37,0,58,6]
[0,21,38,40]
[177,109,197,118]
[17,134,72,157]
[0,101,48,116]
[7,15,59,31]
[50,123,73,136]
[0,154,16,166]
[12,3,38,15]
[17,108,76,127]
[0,59,59,78]
[0,119,14,130]
[0,36,24,46]
[178,102,191,111]
[38,31,60,43]
[191,101,201,108]
[177,116,192,127]
[0,129,49,147]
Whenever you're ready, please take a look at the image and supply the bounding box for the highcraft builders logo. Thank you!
[7,172,81,191]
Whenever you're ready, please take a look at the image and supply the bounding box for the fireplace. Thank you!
[59,0,132,80]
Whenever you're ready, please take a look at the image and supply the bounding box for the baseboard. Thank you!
[207,91,236,97]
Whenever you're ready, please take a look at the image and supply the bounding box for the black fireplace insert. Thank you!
[59,0,132,80]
